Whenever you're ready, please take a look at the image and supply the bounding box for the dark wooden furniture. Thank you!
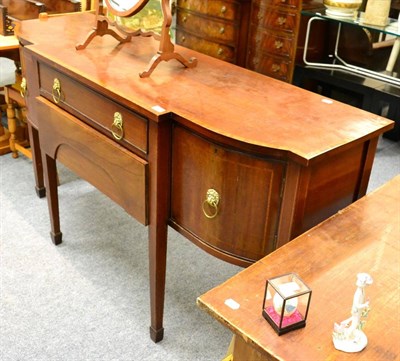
[17,12,393,343]
[0,0,81,35]
[198,175,400,361]
[0,33,19,154]
[5,70,30,159]
[175,0,302,82]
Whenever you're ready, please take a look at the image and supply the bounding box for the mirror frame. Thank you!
[104,0,149,17]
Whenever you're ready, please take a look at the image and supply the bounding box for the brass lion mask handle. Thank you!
[52,78,62,103]
[111,112,124,140]
[20,77,27,98]
[202,189,220,219]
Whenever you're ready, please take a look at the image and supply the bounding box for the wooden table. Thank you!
[198,175,400,361]
[0,34,19,155]
[16,12,393,342]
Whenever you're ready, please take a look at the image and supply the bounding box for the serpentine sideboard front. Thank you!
[17,12,393,342]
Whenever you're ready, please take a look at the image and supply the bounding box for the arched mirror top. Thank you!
[104,0,149,17]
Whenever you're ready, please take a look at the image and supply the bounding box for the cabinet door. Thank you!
[170,125,285,265]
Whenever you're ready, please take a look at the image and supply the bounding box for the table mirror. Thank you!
[76,0,197,77]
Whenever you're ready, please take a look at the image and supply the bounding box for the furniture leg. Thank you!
[148,213,168,343]
[43,152,62,245]
[386,37,400,73]
[0,125,10,154]
[148,120,171,343]
[28,122,46,198]
[6,98,19,158]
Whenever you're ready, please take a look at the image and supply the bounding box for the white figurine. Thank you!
[332,273,373,353]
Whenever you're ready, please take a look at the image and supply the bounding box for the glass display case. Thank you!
[302,9,400,86]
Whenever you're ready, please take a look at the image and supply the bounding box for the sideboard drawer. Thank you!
[256,0,299,10]
[247,50,291,81]
[176,10,238,44]
[248,26,294,58]
[250,6,298,34]
[36,97,148,225]
[176,0,239,21]
[176,29,236,62]
[171,125,285,263]
[38,62,148,155]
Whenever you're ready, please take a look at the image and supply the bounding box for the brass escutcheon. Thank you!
[202,188,220,219]
[52,78,62,104]
[111,112,124,140]
[20,77,27,98]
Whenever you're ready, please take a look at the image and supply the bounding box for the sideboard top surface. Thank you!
[17,12,393,164]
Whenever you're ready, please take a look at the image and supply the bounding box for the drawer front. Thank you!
[247,50,291,81]
[36,97,148,225]
[176,29,236,62]
[248,26,294,58]
[250,6,298,34]
[254,0,300,10]
[38,63,148,155]
[176,0,240,21]
[171,125,285,263]
[176,10,238,43]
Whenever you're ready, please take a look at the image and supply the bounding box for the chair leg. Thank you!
[6,99,19,159]
[0,101,11,155]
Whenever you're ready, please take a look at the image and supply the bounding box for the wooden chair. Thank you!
[5,68,30,159]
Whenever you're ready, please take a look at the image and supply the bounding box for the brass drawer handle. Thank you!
[272,64,281,73]
[111,112,124,140]
[217,48,224,56]
[202,189,220,219]
[219,27,225,34]
[182,16,187,22]
[277,17,286,26]
[181,36,186,42]
[221,5,227,13]
[52,78,62,104]
[275,40,283,49]
[20,77,27,98]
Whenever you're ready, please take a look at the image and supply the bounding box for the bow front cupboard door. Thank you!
[170,124,285,266]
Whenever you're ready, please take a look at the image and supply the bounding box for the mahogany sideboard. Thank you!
[197,175,400,361]
[17,12,393,342]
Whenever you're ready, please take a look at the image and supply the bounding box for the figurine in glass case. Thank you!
[332,273,373,353]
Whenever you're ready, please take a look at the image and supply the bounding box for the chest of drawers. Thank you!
[246,0,301,81]
[175,0,301,82]
[175,0,248,64]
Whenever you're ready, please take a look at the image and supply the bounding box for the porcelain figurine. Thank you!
[332,273,373,353]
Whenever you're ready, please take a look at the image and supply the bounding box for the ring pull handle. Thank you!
[111,112,124,140]
[277,16,286,26]
[272,63,281,73]
[202,189,220,219]
[20,77,27,98]
[52,78,62,104]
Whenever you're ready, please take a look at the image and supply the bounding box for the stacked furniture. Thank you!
[174,0,302,82]
[0,0,81,35]
[0,0,83,161]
